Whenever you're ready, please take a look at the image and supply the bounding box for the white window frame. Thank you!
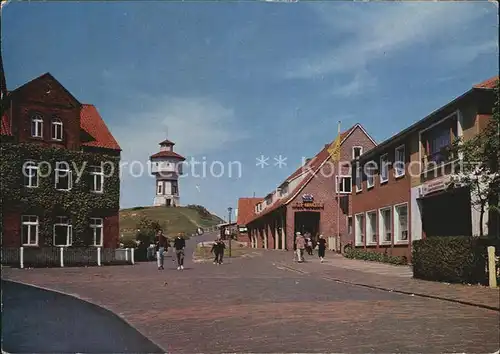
[379,207,392,245]
[355,165,362,193]
[21,215,39,246]
[31,114,43,138]
[336,175,352,194]
[172,181,178,195]
[157,181,163,195]
[51,118,63,141]
[366,161,376,189]
[55,161,72,191]
[355,213,365,246]
[394,203,409,244]
[394,145,406,178]
[53,216,72,246]
[91,218,104,246]
[365,210,377,245]
[352,146,363,160]
[23,161,39,188]
[380,154,389,184]
[90,165,104,193]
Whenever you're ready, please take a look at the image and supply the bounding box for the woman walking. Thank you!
[317,234,327,263]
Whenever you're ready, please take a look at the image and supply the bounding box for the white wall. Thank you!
[410,187,423,242]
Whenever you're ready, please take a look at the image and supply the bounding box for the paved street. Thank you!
[2,234,500,353]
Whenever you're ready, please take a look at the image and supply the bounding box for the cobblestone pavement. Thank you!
[265,250,500,310]
[2,238,499,353]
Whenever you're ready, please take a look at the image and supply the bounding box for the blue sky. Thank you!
[3,1,498,220]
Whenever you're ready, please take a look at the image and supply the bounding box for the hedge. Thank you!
[412,236,488,284]
[344,247,408,265]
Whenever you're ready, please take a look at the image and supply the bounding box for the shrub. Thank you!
[412,236,487,285]
[344,248,407,265]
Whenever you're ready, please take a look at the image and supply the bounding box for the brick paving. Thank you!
[2,238,500,353]
[269,250,500,310]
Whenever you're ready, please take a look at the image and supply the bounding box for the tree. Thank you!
[135,216,165,244]
[449,82,500,238]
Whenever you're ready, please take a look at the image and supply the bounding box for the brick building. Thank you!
[350,76,498,261]
[236,197,263,243]
[0,68,121,255]
[245,124,376,250]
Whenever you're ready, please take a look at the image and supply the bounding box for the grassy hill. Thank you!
[119,205,224,240]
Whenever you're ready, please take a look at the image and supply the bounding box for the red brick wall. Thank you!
[103,214,120,248]
[351,138,412,259]
[14,101,81,151]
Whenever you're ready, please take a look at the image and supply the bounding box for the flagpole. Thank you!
[337,121,341,253]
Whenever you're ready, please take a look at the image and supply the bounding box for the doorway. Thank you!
[294,211,321,244]
[421,187,472,237]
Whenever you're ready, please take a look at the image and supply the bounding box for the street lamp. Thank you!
[228,207,233,258]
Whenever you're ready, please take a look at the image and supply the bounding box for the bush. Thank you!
[412,236,487,284]
[344,248,407,265]
[121,238,138,249]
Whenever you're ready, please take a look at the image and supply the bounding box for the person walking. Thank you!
[156,230,168,270]
[317,234,327,263]
[295,232,306,263]
[305,233,313,256]
[174,233,186,270]
[211,237,225,264]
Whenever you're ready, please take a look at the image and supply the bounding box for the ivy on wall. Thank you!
[0,143,120,246]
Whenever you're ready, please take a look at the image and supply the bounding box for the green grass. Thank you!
[119,206,223,241]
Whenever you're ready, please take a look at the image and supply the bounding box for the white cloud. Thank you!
[285,2,495,80]
[112,95,248,166]
[331,70,377,97]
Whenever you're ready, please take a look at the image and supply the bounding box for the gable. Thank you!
[340,125,377,161]
[10,73,81,109]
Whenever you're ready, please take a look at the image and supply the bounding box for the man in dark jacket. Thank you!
[156,230,169,270]
[174,233,186,270]
[211,237,226,265]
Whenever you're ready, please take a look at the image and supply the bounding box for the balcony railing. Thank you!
[421,147,456,172]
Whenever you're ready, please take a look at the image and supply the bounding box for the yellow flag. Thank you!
[328,121,342,162]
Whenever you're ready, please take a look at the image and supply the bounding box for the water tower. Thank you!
[150,139,185,207]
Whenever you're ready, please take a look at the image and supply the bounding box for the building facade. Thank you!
[350,76,498,261]
[1,72,122,251]
[150,139,185,207]
[245,124,377,250]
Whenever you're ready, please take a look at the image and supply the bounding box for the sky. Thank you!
[2,1,498,220]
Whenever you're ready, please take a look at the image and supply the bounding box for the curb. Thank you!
[2,279,168,353]
[277,263,500,312]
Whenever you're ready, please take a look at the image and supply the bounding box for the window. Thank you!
[347,216,353,235]
[394,145,405,177]
[90,218,103,246]
[355,165,362,192]
[279,184,289,197]
[394,204,408,243]
[266,196,272,205]
[380,154,389,183]
[379,208,392,243]
[172,181,178,195]
[421,115,458,167]
[366,161,376,189]
[21,215,39,246]
[366,211,377,244]
[336,176,352,193]
[157,181,163,195]
[355,214,365,246]
[53,216,72,246]
[31,114,43,138]
[90,165,104,193]
[352,146,363,159]
[23,161,39,188]
[51,118,63,141]
[55,161,72,190]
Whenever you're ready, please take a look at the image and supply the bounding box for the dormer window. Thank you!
[31,114,43,138]
[51,118,63,141]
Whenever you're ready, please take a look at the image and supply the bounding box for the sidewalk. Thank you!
[271,251,500,311]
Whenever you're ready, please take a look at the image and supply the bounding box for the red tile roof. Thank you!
[237,197,264,226]
[150,150,186,160]
[246,125,359,224]
[473,76,499,89]
[159,139,175,145]
[1,112,11,136]
[80,104,121,151]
